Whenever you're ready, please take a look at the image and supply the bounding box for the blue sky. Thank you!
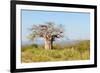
[21,10,90,44]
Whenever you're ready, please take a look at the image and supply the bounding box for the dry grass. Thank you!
[21,40,90,63]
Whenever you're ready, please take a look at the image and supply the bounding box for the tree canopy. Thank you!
[28,22,64,41]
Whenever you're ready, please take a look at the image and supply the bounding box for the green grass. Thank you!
[21,40,90,63]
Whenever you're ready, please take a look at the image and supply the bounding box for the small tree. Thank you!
[28,22,64,50]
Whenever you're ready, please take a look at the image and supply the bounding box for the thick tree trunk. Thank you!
[44,39,53,50]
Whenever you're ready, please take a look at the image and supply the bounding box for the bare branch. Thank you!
[28,22,64,41]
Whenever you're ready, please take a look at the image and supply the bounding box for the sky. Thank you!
[21,10,90,45]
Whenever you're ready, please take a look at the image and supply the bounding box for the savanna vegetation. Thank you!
[28,22,64,50]
[21,40,90,63]
[21,22,90,63]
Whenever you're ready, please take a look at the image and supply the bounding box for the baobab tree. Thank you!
[28,22,64,50]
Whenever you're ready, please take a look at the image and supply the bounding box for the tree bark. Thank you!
[44,39,53,50]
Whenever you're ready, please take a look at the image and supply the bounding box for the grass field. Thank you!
[21,40,90,63]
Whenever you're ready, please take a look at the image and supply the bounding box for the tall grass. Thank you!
[21,40,90,63]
